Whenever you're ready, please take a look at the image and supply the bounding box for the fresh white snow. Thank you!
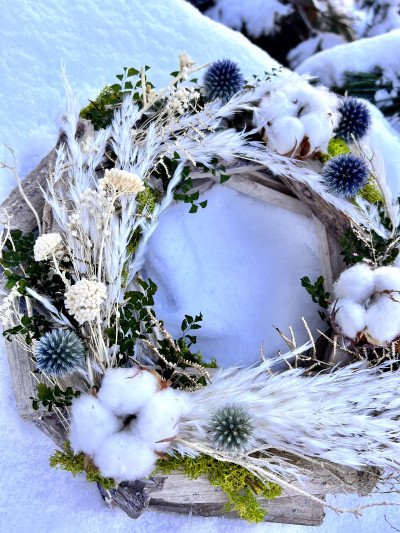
[1,0,400,531]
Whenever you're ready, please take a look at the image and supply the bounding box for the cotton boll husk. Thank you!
[333,263,375,304]
[265,117,305,155]
[299,112,333,153]
[69,394,122,455]
[94,431,156,481]
[374,266,400,293]
[134,388,191,452]
[97,367,160,416]
[335,299,367,340]
[365,294,400,346]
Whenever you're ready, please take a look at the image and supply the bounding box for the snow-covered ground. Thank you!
[1,0,400,531]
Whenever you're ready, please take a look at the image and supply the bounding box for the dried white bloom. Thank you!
[33,233,64,261]
[65,279,107,324]
[179,51,195,72]
[253,79,339,157]
[99,168,145,196]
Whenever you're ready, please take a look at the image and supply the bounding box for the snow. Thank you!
[143,185,324,367]
[205,0,292,39]
[1,0,400,530]
[296,29,400,88]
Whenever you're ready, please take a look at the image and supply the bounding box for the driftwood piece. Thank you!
[0,148,56,234]
[33,406,379,526]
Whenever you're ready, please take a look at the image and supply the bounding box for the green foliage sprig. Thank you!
[106,278,216,386]
[155,453,281,523]
[79,66,154,130]
[1,231,69,343]
[49,442,115,491]
[30,383,81,412]
[301,275,330,321]
[3,314,52,345]
[339,220,400,267]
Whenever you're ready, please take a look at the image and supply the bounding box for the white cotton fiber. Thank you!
[299,112,332,153]
[97,367,160,416]
[134,388,191,452]
[365,294,400,346]
[69,394,122,455]
[333,263,375,304]
[264,117,304,155]
[374,266,400,293]
[335,299,367,340]
[94,432,156,481]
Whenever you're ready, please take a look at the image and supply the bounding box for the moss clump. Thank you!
[320,137,350,163]
[359,181,385,204]
[155,453,281,523]
[49,442,115,491]
[80,86,122,131]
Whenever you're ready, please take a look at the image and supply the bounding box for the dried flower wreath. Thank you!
[2,54,400,523]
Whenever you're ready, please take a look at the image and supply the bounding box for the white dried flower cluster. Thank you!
[99,168,145,196]
[179,51,195,73]
[33,233,64,261]
[166,86,200,115]
[69,367,191,481]
[64,279,107,324]
[332,263,400,345]
[253,78,339,158]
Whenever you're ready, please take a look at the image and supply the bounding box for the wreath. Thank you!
[1,54,400,524]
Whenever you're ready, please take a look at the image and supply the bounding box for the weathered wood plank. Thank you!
[209,174,312,217]
[281,176,350,242]
[0,149,56,233]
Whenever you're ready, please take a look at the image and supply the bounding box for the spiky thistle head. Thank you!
[203,59,245,104]
[34,329,85,377]
[335,97,371,143]
[208,403,255,453]
[322,153,369,198]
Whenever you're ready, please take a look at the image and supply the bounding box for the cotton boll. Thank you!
[265,117,305,155]
[374,266,400,293]
[94,432,156,481]
[134,388,191,452]
[257,90,297,120]
[335,299,367,340]
[97,367,160,416]
[334,263,375,304]
[69,394,122,455]
[365,294,400,346]
[299,112,333,153]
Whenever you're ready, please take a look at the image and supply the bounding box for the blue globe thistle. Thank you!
[335,97,371,143]
[203,59,245,104]
[34,329,85,377]
[208,403,255,453]
[322,153,369,198]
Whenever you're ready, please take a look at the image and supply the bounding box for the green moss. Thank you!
[49,442,115,491]
[80,86,123,131]
[320,137,350,163]
[359,181,385,204]
[155,453,281,523]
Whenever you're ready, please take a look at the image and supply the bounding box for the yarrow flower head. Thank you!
[203,59,245,104]
[34,233,64,261]
[34,329,85,377]
[208,403,255,453]
[99,168,145,197]
[335,97,371,143]
[322,153,369,198]
[65,279,107,324]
